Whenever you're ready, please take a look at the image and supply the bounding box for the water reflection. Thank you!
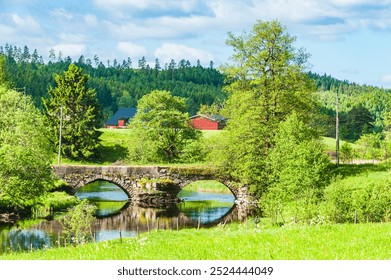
[178,190,235,224]
[0,180,244,253]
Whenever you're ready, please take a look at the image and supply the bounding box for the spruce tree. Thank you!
[43,64,102,160]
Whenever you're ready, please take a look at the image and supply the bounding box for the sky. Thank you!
[1,0,391,88]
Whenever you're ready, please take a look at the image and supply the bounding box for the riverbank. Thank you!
[1,222,390,260]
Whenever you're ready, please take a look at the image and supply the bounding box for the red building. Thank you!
[189,114,226,130]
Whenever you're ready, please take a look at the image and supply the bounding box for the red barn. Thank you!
[189,114,226,130]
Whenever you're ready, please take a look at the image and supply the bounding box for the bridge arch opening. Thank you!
[179,180,236,198]
[75,180,129,217]
[177,180,236,225]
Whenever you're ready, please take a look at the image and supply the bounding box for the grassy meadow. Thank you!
[1,222,390,260]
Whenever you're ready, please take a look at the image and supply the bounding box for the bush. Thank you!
[323,176,391,223]
[60,200,97,244]
[261,113,331,224]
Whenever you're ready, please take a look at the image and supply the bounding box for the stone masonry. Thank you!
[52,165,255,207]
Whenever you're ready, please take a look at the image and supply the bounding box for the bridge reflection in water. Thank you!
[0,180,252,253]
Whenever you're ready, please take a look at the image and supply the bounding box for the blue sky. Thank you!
[1,0,391,87]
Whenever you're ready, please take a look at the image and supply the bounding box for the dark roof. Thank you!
[106,108,137,126]
[189,114,226,123]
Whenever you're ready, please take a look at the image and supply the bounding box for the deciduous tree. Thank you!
[214,20,316,197]
[128,90,200,163]
[0,87,53,207]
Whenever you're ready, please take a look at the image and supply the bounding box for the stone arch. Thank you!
[74,175,134,199]
[77,177,133,199]
[177,179,238,200]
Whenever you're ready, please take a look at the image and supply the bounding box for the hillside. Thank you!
[1,44,226,118]
[2,44,391,143]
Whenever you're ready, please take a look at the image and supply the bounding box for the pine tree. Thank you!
[43,64,102,160]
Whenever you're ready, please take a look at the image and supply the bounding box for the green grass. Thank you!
[201,130,222,138]
[181,180,232,194]
[322,136,361,151]
[1,222,390,260]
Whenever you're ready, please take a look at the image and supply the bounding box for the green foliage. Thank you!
[0,55,9,87]
[1,44,226,116]
[261,113,331,224]
[215,20,316,197]
[127,90,200,163]
[0,87,53,208]
[340,142,354,163]
[60,200,97,245]
[31,192,79,218]
[311,72,391,140]
[323,173,391,223]
[355,133,382,161]
[43,64,102,160]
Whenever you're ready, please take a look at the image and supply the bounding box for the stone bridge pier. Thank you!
[52,165,255,208]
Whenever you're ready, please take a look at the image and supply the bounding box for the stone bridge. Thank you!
[52,165,254,207]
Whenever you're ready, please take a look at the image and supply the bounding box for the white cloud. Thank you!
[380,74,391,83]
[104,14,213,41]
[154,43,214,65]
[94,0,206,12]
[117,42,148,57]
[11,14,40,32]
[0,24,15,37]
[50,44,86,58]
[50,8,73,20]
[84,14,99,26]
[59,33,88,44]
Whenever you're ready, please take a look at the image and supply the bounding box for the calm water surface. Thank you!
[0,180,240,253]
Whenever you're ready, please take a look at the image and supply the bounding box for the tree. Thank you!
[214,20,315,198]
[0,87,53,207]
[356,133,381,162]
[43,64,102,160]
[262,113,330,223]
[128,90,200,163]
[0,55,9,86]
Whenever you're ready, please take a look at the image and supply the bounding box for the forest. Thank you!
[2,43,391,145]
[0,44,226,119]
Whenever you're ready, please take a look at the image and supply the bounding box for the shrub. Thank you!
[60,200,97,244]
[323,176,391,223]
[261,113,331,224]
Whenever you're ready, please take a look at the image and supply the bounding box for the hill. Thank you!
[0,44,226,119]
[2,44,391,143]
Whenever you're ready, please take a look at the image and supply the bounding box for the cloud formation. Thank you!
[154,43,214,65]
[117,42,148,58]
[1,0,391,86]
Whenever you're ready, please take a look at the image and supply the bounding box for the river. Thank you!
[0,180,242,254]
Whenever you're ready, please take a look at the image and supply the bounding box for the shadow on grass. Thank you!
[330,161,391,178]
[58,144,128,165]
[94,144,128,164]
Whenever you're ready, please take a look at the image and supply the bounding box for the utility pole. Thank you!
[336,91,340,167]
[57,103,63,165]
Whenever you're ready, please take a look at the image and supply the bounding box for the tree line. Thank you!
[0,44,226,118]
[2,44,391,143]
